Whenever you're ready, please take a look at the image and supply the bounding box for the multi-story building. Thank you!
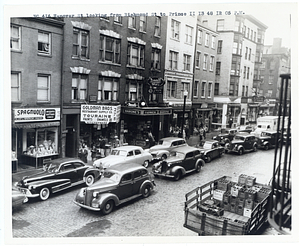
[257,38,291,116]
[60,16,171,157]
[11,17,64,171]
[192,18,218,131]
[201,15,268,128]
[162,16,197,136]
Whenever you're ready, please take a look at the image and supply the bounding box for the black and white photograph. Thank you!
[1,0,298,245]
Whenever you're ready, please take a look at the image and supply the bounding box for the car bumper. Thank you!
[17,187,39,198]
[152,170,174,178]
[73,200,101,211]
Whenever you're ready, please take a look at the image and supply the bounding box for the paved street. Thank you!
[11,147,279,239]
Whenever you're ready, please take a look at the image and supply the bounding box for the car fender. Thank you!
[98,193,120,209]
[84,167,102,181]
[152,150,169,158]
[26,179,71,191]
[139,180,154,194]
[237,145,244,151]
[170,166,186,176]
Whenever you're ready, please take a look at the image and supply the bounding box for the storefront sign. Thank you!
[122,107,172,116]
[148,77,165,94]
[14,108,60,123]
[81,105,121,124]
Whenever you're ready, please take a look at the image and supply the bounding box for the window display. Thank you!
[23,128,58,157]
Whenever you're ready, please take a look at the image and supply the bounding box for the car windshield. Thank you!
[203,142,213,149]
[261,132,271,137]
[110,150,127,156]
[47,163,60,173]
[102,171,120,182]
[170,151,185,159]
[157,140,171,147]
[234,136,245,141]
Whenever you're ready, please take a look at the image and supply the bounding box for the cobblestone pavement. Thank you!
[9,146,284,242]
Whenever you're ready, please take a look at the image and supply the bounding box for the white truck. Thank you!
[251,116,278,137]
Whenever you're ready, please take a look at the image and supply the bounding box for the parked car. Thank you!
[212,128,238,146]
[198,140,225,163]
[93,145,153,169]
[225,133,258,155]
[257,130,280,150]
[146,137,187,162]
[152,146,205,181]
[12,187,28,209]
[73,163,155,215]
[15,158,99,201]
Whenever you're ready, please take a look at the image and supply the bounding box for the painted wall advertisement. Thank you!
[80,105,121,124]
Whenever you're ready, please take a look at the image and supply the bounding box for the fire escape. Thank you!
[268,73,291,234]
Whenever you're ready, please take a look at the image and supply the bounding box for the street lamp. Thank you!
[180,90,188,138]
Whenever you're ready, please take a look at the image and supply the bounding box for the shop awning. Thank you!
[12,121,60,129]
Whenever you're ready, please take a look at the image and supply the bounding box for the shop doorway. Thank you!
[66,114,78,158]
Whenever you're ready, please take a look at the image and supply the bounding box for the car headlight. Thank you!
[235,144,238,148]
[28,185,36,190]
[93,191,99,198]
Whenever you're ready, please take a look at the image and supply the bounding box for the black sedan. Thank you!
[198,140,225,163]
[15,158,101,201]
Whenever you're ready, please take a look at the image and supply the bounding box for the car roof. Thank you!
[170,145,199,153]
[159,137,185,142]
[113,145,142,151]
[261,130,278,134]
[235,132,254,137]
[46,157,84,165]
[105,163,146,174]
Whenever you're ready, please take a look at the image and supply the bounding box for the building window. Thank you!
[231,57,240,76]
[247,28,250,38]
[209,56,215,71]
[167,81,177,98]
[245,47,248,59]
[250,30,253,40]
[37,74,50,102]
[10,25,21,50]
[193,80,199,98]
[73,28,89,59]
[128,17,136,29]
[214,83,219,95]
[217,40,222,53]
[11,72,21,102]
[114,16,122,24]
[38,31,51,55]
[269,75,274,84]
[247,67,250,79]
[171,19,180,40]
[201,81,206,98]
[243,66,246,78]
[254,32,256,42]
[169,50,178,70]
[139,16,147,32]
[182,82,190,98]
[72,74,88,100]
[151,48,161,70]
[99,35,121,64]
[125,80,143,101]
[229,84,234,96]
[267,90,272,97]
[242,85,245,96]
[127,42,145,67]
[185,25,193,44]
[205,33,209,46]
[216,62,221,75]
[195,51,201,68]
[216,19,224,31]
[197,29,202,44]
[245,86,248,97]
[211,36,216,49]
[270,60,276,69]
[208,83,212,98]
[203,54,208,70]
[183,54,191,71]
[243,25,246,36]
[98,76,119,101]
[249,48,251,60]
[154,17,161,37]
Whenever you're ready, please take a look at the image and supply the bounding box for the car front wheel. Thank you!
[195,163,201,173]
[206,155,212,163]
[238,148,244,155]
[253,145,257,152]
[174,171,182,181]
[39,187,50,201]
[85,174,95,186]
[142,184,151,198]
[102,200,114,215]
[264,144,269,150]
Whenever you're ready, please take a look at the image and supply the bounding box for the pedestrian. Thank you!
[79,143,88,163]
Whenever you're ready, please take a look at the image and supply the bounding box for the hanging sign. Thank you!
[14,107,60,122]
[81,105,121,124]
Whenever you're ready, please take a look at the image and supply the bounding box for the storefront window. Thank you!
[23,128,58,157]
